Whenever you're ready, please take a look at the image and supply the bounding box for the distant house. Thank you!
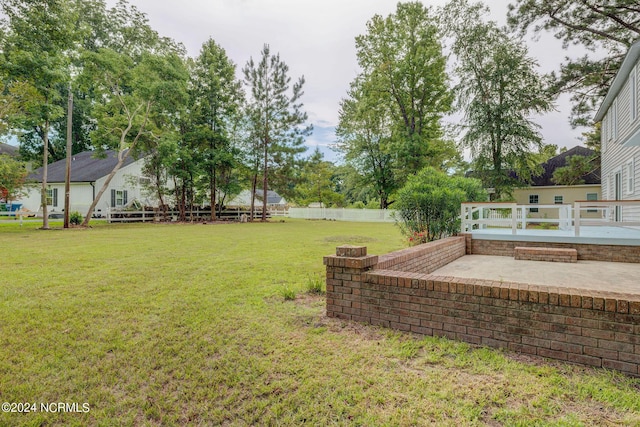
[594,39,640,221]
[512,146,601,218]
[18,150,154,217]
[227,189,287,208]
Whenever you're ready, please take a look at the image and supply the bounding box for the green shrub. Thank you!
[395,167,487,243]
[69,211,83,225]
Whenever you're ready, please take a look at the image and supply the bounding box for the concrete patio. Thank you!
[432,255,640,295]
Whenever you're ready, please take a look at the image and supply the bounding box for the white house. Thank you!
[594,40,640,221]
[19,150,154,218]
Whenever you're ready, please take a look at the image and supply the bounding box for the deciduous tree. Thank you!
[507,0,640,127]
[443,1,553,199]
[0,154,29,203]
[79,49,188,226]
[336,2,453,208]
[292,148,343,207]
[1,0,77,228]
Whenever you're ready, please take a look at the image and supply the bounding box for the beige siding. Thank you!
[512,185,601,219]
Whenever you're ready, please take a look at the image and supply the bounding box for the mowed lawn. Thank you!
[1,219,640,426]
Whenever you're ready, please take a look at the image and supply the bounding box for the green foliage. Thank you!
[336,2,453,209]
[292,148,344,207]
[442,0,553,199]
[395,167,487,242]
[69,210,83,225]
[12,0,183,164]
[79,48,189,225]
[242,44,312,220]
[0,154,29,201]
[280,284,297,301]
[188,38,244,217]
[507,0,640,127]
[552,125,602,186]
[305,274,325,295]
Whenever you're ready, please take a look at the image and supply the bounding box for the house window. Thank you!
[554,196,563,204]
[110,189,128,208]
[626,159,635,195]
[529,194,539,213]
[586,192,598,213]
[46,188,58,207]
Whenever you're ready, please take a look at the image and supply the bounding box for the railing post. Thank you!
[574,202,581,236]
[520,206,526,230]
[511,204,517,234]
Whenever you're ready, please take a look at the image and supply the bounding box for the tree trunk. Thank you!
[156,170,167,220]
[210,172,216,220]
[41,120,50,230]
[179,181,186,221]
[250,172,257,221]
[262,139,268,221]
[81,150,130,227]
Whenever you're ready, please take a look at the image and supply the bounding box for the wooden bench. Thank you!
[514,246,577,263]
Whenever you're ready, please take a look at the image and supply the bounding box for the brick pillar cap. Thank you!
[336,245,367,257]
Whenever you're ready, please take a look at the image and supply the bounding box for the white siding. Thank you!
[601,60,640,221]
[16,157,161,217]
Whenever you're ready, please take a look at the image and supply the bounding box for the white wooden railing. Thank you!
[573,200,640,236]
[462,200,640,236]
[461,202,573,234]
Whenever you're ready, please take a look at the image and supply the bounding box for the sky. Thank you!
[19,0,592,163]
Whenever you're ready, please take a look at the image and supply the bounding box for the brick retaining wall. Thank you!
[468,236,640,263]
[324,238,640,376]
[376,236,466,273]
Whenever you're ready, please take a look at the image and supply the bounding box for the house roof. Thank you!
[529,146,600,186]
[257,189,285,204]
[594,39,640,123]
[0,143,18,157]
[29,150,139,183]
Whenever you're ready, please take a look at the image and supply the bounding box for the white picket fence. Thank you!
[288,207,395,222]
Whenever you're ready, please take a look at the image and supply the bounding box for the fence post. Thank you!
[574,202,581,236]
[511,204,517,234]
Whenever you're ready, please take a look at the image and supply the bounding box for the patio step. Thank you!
[514,246,577,263]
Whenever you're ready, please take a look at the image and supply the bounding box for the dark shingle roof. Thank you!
[29,150,138,183]
[530,146,601,186]
[256,189,285,204]
[0,143,18,157]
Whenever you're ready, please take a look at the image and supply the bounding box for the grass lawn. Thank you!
[1,219,640,426]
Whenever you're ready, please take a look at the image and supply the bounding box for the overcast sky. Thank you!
[112,1,587,162]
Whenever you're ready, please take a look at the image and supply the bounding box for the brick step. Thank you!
[514,246,577,263]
